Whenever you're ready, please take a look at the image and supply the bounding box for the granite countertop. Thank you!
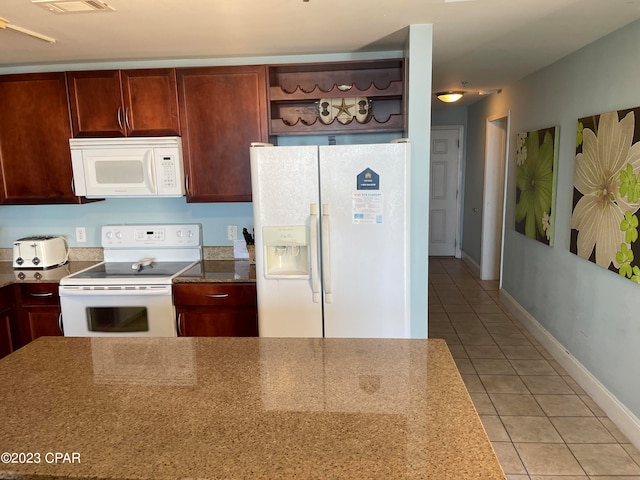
[0,337,505,480]
[173,260,256,283]
[0,261,98,287]
[0,259,255,287]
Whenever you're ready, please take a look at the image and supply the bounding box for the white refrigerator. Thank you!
[250,141,410,338]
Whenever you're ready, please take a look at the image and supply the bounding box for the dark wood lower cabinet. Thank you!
[0,285,16,359]
[16,283,62,347]
[0,308,15,360]
[173,283,258,337]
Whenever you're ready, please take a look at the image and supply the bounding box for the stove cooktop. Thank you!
[60,261,199,286]
[75,261,196,278]
[60,224,203,287]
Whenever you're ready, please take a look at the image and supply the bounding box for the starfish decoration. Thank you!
[332,98,355,117]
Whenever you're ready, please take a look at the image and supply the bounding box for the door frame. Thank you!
[480,113,510,282]
[430,125,464,258]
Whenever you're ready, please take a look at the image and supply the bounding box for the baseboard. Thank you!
[500,289,640,449]
[461,251,481,276]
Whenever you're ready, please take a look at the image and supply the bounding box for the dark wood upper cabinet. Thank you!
[67,68,180,137]
[177,65,268,202]
[0,72,84,204]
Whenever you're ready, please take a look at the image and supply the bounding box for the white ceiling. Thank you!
[2,0,640,106]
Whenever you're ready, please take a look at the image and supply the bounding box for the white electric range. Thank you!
[59,224,202,337]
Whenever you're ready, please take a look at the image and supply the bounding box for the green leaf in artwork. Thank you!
[515,130,554,240]
[632,266,640,284]
[620,211,639,244]
[576,121,583,148]
[616,243,634,278]
[619,164,640,203]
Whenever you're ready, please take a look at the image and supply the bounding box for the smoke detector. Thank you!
[31,0,115,14]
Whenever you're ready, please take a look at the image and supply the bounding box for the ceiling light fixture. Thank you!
[435,91,464,103]
[0,17,56,43]
[31,0,114,14]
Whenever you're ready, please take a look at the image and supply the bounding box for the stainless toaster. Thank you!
[13,235,69,269]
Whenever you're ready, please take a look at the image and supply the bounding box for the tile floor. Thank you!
[429,257,640,480]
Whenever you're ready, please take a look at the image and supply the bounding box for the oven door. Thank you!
[59,285,177,337]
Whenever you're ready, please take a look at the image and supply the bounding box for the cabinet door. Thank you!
[67,70,125,137]
[177,307,258,337]
[122,69,180,136]
[174,283,258,337]
[0,309,15,359]
[17,283,62,345]
[0,285,16,358]
[0,73,81,204]
[22,308,63,342]
[177,66,268,202]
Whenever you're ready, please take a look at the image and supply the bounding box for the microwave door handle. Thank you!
[146,153,157,193]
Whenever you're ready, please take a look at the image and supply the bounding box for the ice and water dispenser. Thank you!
[262,226,309,278]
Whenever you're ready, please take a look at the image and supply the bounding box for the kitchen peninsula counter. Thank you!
[0,337,504,479]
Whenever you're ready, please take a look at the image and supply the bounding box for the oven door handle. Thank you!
[58,286,172,296]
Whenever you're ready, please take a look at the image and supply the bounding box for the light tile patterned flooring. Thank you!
[429,257,640,480]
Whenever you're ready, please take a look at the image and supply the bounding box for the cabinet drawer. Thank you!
[173,283,256,307]
[19,283,60,306]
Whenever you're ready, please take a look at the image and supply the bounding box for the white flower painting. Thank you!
[571,108,640,283]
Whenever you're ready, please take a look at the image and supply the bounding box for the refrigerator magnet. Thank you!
[357,168,379,190]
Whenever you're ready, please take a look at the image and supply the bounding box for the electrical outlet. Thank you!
[76,227,87,243]
[227,225,237,240]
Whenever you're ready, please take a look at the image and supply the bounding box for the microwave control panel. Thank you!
[160,156,177,188]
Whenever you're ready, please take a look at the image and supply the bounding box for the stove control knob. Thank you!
[116,232,122,239]
[186,230,193,237]
[32,257,40,266]
[105,231,113,239]
[177,230,183,237]
[15,257,24,266]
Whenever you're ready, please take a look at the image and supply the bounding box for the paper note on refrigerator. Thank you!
[352,192,383,224]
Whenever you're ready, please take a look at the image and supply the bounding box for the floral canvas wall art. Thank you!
[515,126,559,245]
[571,108,640,283]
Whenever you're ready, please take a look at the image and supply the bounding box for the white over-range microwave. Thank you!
[69,136,185,198]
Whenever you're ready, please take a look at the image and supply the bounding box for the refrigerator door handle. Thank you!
[321,203,333,304]
[310,204,321,303]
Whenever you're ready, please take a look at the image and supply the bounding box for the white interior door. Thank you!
[429,127,462,257]
[481,115,508,281]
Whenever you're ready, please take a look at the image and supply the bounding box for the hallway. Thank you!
[429,257,640,479]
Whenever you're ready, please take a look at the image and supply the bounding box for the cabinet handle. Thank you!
[30,292,53,297]
[177,312,183,336]
[206,293,229,298]
[124,107,131,131]
[185,175,190,196]
[117,107,123,130]
[58,313,64,335]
